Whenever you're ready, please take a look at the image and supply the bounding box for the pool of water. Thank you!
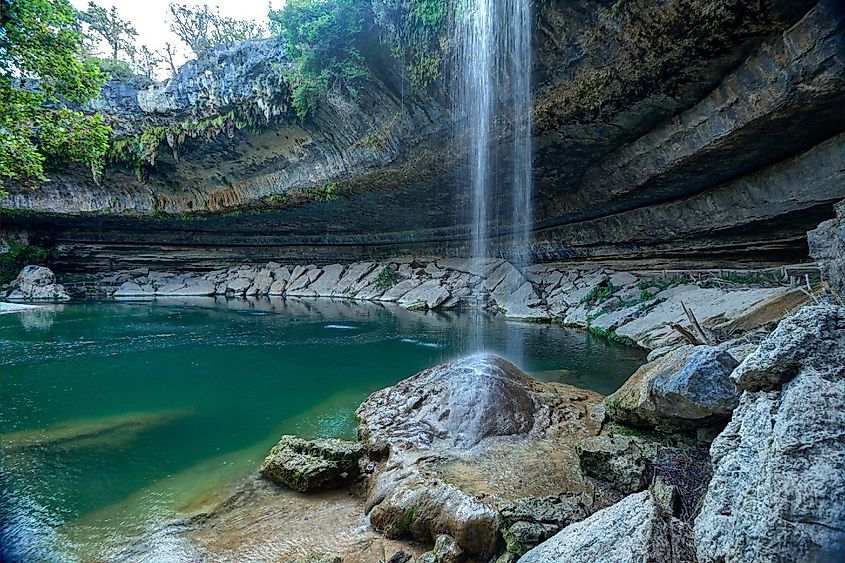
[0,297,645,561]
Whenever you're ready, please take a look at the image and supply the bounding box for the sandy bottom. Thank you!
[151,476,427,562]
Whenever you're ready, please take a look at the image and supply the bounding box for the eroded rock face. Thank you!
[259,435,364,492]
[520,490,695,563]
[6,266,70,302]
[4,1,841,268]
[357,354,606,557]
[604,345,740,430]
[694,305,845,562]
[808,199,845,302]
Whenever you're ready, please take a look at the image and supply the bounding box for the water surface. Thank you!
[0,298,645,561]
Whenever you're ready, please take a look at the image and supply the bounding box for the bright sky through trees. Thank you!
[69,0,284,77]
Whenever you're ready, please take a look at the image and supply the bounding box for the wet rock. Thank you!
[7,266,70,301]
[808,199,845,302]
[576,435,647,495]
[604,345,740,430]
[259,435,364,492]
[157,279,216,296]
[358,354,605,557]
[357,355,538,452]
[520,491,695,563]
[695,305,845,562]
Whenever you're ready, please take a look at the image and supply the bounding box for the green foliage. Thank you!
[375,0,448,87]
[88,55,134,80]
[699,271,781,288]
[375,265,399,290]
[0,242,56,285]
[0,0,110,195]
[581,282,615,305]
[587,325,640,348]
[319,182,340,201]
[636,275,690,298]
[269,0,372,118]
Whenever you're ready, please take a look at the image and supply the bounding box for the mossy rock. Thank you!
[259,435,364,492]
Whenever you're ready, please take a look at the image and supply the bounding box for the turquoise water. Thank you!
[0,298,645,561]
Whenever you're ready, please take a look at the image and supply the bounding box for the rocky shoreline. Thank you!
[5,257,817,354]
[2,207,843,561]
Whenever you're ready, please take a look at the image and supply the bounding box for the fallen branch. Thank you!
[681,301,712,345]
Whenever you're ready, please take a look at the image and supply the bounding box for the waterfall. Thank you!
[455,0,533,350]
[455,0,533,270]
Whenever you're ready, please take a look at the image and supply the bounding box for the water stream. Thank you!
[455,0,533,350]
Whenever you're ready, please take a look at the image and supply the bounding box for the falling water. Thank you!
[455,0,533,350]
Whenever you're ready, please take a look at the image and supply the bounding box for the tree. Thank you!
[78,1,137,60]
[269,0,372,118]
[168,3,265,56]
[0,0,111,195]
[134,45,161,80]
[159,42,181,76]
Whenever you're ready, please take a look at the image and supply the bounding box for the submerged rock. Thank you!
[259,435,364,492]
[604,345,740,431]
[520,490,695,563]
[694,304,845,562]
[6,265,70,302]
[357,354,606,557]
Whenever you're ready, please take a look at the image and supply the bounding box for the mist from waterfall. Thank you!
[455,0,533,351]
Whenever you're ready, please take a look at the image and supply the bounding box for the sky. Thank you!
[70,0,285,78]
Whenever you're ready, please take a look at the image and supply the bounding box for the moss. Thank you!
[587,325,641,348]
[375,265,399,290]
[501,524,527,555]
[581,282,615,305]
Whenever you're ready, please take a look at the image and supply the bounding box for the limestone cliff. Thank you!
[1,0,843,270]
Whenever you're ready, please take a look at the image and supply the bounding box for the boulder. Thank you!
[730,304,845,391]
[358,354,606,557]
[604,345,740,430]
[358,355,539,452]
[397,279,450,310]
[520,490,695,563]
[808,199,845,302]
[576,435,647,495]
[498,495,589,556]
[417,534,464,563]
[226,277,252,295]
[259,435,364,492]
[7,265,70,301]
[307,264,345,295]
[113,281,153,297]
[695,305,845,562]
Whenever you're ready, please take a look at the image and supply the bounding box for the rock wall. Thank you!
[1,0,843,268]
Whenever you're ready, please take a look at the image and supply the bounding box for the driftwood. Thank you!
[668,302,713,345]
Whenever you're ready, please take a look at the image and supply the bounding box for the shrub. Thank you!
[375,265,398,290]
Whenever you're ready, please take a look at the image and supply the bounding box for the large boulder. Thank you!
[357,354,606,557]
[520,490,695,563]
[695,305,845,562]
[259,435,364,492]
[6,265,70,301]
[604,345,740,431]
[808,199,845,302]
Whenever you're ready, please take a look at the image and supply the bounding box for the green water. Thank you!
[0,298,645,561]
